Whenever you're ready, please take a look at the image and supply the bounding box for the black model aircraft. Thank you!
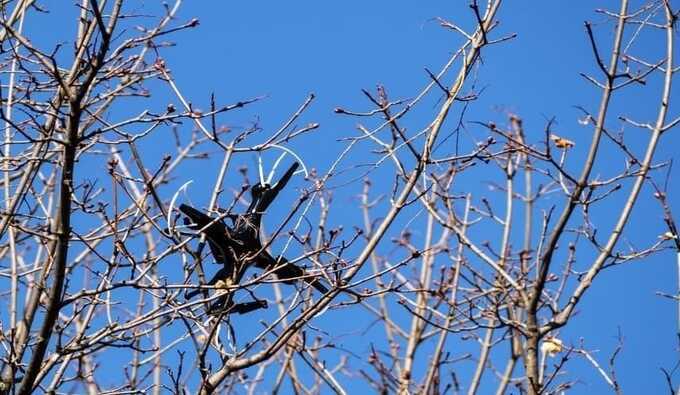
[180,162,328,315]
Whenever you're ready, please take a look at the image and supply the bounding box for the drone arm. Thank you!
[257,251,329,294]
[255,162,300,212]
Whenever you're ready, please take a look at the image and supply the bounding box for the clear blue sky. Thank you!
[23,1,679,393]
[160,2,678,393]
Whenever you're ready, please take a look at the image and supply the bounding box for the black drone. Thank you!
[180,162,328,315]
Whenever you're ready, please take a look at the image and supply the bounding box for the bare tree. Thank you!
[0,1,677,394]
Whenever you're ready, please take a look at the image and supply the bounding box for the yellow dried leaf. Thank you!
[660,231,678,240]
[541,337,563,356]
[550,134,575,149]
[215,278,233,289]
